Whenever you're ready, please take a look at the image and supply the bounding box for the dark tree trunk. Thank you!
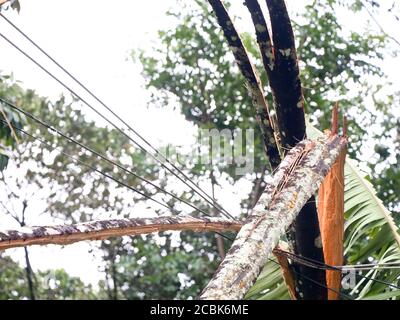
[244,0,327,299]
[23,246,36,300]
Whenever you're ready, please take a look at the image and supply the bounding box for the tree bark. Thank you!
[200,134,346,299]
[207,0,282,169]
[245,0,327,299]
[23,246,36,300]
[0,216,241,251]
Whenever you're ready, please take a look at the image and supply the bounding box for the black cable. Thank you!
[0,118,176,213]
[265,256,353,300]
[0,97,225,220]
[0,17,234,220]
[0,118,236,242]
[275,249,400,291]
[0,16,373,298]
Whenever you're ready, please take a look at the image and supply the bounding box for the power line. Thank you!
[0,117,236,243]
[274,248,400,291]
[0,118,176,213]
[0,97,224,220]
[266,256,353,300]
[0,15,234,220]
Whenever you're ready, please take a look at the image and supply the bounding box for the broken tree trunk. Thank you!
[244,0,327,299]
[0,215,241,251]
[200,134,347,299]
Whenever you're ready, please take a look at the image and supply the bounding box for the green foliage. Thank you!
[0,74,24,171]
[35,269,97,300]
[138,0,267,185]
[1,0,399,300]
[0,255,30,299]
[0,254,95,300]
[245,256,290,300]
[294,0,387,159]
[0,73,225,300]
[99,232,223,299]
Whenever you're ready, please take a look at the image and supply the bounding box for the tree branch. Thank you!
[264,0,306,149]
[200,134,347,299]
[207,0,282,169]
[0,215,242,251]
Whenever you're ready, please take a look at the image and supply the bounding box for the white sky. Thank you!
[0,0,399,287]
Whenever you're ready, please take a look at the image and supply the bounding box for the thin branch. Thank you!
[361,1,400,48]
[200,134,347,299]
[207,0,282,169]
[0,215,242,251]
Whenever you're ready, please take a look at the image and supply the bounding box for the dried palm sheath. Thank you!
[200,134,347,300]
[0,216,241,251]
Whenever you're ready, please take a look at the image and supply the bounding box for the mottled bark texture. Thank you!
[0,216,241,251]
[200,134,347,300]
[244,0,327,299]
[264,0,306,148]
[207,0,282,168]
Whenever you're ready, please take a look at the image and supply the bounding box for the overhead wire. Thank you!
[267,257,353,300]
[0,14,234,220]
[0,118,176,213]
[0,118,236,242]
[274,248,400,291]
[3,12,397,299]
[0,97,224,220]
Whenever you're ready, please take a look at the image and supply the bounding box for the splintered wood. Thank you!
[200,134,347,300]
[317,104,347,300]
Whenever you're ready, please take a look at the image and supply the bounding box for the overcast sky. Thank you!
[0,0,399,286]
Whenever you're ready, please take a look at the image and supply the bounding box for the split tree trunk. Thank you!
[200,134,347,299]
[244,0,327,299]
[317,106,347,299]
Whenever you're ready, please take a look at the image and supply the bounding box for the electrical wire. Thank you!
[266,256,353,300]
[274,248,400,291]
[0,15,234,220]
[0,118,236,243]
[0,118,176,213]
[0,97,227,220]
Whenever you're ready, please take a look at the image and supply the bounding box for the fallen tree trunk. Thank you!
[200,134,347,299]
[0,215,241,251]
